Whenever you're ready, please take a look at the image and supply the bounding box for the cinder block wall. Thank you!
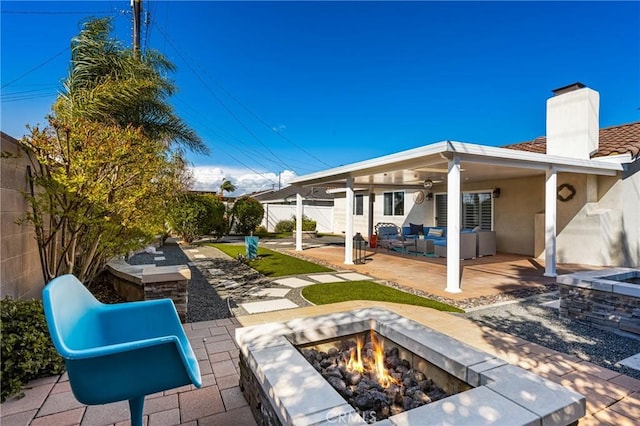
[1,132,44,299]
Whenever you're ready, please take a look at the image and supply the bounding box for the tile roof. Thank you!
[503,121,640,159]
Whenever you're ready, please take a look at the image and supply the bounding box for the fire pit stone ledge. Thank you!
[235,308,585,426]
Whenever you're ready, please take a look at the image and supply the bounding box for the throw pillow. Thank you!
[427,228,444,237]
[409,223,423,235]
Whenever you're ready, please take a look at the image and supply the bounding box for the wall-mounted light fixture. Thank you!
[492,188,501,198]
[423,179,433,189]
[426,191,433,201]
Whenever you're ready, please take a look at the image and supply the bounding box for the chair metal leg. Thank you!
[129,396,145,426]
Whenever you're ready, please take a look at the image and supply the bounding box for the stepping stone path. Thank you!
[179,241,378,317]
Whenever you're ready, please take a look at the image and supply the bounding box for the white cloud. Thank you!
[189,166,297,196]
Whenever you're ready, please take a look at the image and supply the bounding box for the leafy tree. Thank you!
[19,17,202,284]
[21,118,190,283]
[231,197,264,235]
[167,194,223,244]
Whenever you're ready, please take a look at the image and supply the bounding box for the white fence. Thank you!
[262,204,334,233]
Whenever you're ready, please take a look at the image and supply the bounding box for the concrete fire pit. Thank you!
[235,308,585,425]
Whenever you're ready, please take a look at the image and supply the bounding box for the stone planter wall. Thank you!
[559,285,640,335]
[558,268,640,336]
[106,259,190,322]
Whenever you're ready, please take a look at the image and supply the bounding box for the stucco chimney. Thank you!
[546,82,599,159]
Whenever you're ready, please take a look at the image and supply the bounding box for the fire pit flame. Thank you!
[346,336,365,373]
[299,329,453,421]
[346,330,399,388]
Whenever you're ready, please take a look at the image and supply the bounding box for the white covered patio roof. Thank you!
[288,140,626,294]
[289,141,623,188]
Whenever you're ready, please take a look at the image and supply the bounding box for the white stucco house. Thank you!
[288,83,640,293]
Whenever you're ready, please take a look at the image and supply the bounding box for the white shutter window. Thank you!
[479,193,492,230]
[437,192,492,230]
[435,193,447,227]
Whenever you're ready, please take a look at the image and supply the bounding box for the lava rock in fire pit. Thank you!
[300,335,451,421]
[326,376,351,397]
[344,371,362,386]
[324,366,342,378]
[353,390,390,411]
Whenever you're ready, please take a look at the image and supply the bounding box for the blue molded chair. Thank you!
[43,274,201,426]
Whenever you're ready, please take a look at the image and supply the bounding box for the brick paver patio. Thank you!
[2,301,639,425]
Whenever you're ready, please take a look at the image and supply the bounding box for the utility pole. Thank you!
[132,0,142,57]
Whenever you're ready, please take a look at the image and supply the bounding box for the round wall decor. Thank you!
[413,190,425,204]
[557,183,576,202]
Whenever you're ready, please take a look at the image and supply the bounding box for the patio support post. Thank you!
[446,155,462,293]
[367,187,375,240]
[544,167,557,277]
[295,192,303,251]
[344,177,354,264]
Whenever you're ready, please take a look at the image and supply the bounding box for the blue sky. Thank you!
[2,1,639,194]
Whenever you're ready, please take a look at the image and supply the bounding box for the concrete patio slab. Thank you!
[335,272,371,281]
[240,299,299,314]
[308,274,346,283]
[250,288,291,297]
[619,353,640,371]
[273,277,315,288]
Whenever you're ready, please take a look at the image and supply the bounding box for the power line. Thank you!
[2,47,69,89]
[1,87,58,103]
[172,96,282,186]
[1,10,115,15]
[153,25,296,171]
[207,78,334,168]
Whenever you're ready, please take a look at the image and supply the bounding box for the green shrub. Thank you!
[167,193,225,243]
[274,215,317,232]
[274,219,294,233]
[300,216,317,232]
[231,196,265,235]
[1,297,65,402]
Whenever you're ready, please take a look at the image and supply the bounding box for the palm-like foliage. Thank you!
[54,17,207,154]
[219,178,237,195]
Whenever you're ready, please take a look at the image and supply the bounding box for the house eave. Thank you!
[290,141,623,188]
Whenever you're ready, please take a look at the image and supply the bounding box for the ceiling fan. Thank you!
[405,175,444,188]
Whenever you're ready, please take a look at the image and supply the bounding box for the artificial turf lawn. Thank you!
[207,243,333,277]
[302,281,464,313]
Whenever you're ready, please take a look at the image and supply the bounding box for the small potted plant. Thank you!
[418,231,425,240]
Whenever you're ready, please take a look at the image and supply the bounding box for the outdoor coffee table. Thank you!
[390,239,416,253]
[415,238,434,255]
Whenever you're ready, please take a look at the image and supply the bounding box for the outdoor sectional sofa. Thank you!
[374,223,496,259]
[402,224,496,259]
